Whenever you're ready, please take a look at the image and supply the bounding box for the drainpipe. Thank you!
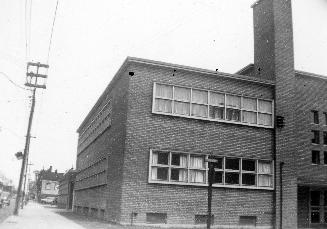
[280,161,284,229]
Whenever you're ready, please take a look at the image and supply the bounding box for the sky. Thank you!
[1,0,327,187]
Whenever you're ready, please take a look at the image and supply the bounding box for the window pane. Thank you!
[243,98,257,111]
[258,175,272,187]
[312,130,320,144]
[226,158,239,170]
[311,211,320,223]
[323,132,327,145]
[312,151,320,164]
[258,113,272,126]
[325,152,327,165]
[225,173,239,185]
[154,99,172,113]
[312,110,319,124]
[324,191,327,206]
[258,100,272,113]
[213,171,223,184]
[226,108,240,122]
[311,191,320,206]
[174,87,191,101]
[190,156,204,169]
[171,154,187,167]
[191,104,208,118]
[152,151,168,165]
[242,159,255,171]
[258,161,272,174]
[171,168,187,182]
[151,167,168,181]
[226,95,241,108]
[189,170,205,183]
[192,89,208,104]
[155,84,173,99]
[174,102,190,116]
[209,92,224,106]
[209,106,224,120]
[242,111,257,124]
[242,174,256,186]
[212,157,223,169]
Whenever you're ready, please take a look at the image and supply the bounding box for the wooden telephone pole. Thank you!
[13,62,48,215]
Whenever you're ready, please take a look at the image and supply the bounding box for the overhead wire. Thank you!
[46,0,59,65]
[0,72,31,91]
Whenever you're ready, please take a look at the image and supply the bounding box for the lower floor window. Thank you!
[149,149,274,189]
[310,190,327,224]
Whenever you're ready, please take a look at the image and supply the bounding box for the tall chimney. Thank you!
[252,0,297,229]
[252,0,294,81]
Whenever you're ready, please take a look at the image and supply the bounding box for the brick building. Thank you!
[58,169,76,209]
[36,166,63,201]
[74,0,327,228]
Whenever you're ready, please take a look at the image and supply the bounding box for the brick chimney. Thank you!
[252,1,297,229]
[252,0,294,81]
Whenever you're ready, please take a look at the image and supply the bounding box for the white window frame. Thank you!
[152,83,274,128]
[148,149,274,190]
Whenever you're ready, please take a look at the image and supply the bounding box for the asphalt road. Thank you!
[0,200,14,224]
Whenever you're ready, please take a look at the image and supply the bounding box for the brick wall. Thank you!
[295,74,327,184]
[74,68,130,223]
[121,62,275,226]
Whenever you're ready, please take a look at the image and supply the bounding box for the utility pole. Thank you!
[205,157,218,229]
[13,62,48,215]
[21,162,33,209]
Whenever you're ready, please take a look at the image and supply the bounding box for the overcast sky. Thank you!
[1,0,327,186]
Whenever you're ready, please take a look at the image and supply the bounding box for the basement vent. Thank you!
[146,213,167,224]
[239,216,257,226]
[195,214,214,225]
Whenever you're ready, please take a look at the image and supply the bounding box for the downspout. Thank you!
[280,161,284,229]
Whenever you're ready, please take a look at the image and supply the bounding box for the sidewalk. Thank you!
[0,202,86,229]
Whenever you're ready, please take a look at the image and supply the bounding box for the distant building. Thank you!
[74,0,327,228]
[57,169,76,209]
[36,166,63,201]
[0,171,13,201]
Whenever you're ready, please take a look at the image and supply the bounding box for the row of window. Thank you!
[311,110,327,125]
[312,151,327,165]
[153,83,274,128]
[78,99,112,154]
[149,150,273,189]
[311,130,327,145]
[75,170,107,190]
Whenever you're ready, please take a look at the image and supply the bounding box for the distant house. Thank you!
[57,169,76,209]
[36,166,63,201]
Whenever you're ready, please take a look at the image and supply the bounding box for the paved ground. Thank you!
[0,201,14,224]
[0,202,186,229]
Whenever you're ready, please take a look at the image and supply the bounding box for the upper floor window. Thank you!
[149,149,274,189]
[153,83,273,128]
[324,132,327,145]
[312,130,320,144]
[312,110,319,124]
[312,150,320,165]
[324,112,327,125]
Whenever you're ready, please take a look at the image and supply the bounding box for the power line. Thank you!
[0,72,31,91]
[24,0,33,61]
[46,0,59,65]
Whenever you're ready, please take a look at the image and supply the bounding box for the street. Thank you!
[0,201,14,224]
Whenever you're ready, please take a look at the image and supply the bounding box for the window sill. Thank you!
[148,180,274,191]
[152,111,273,129]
